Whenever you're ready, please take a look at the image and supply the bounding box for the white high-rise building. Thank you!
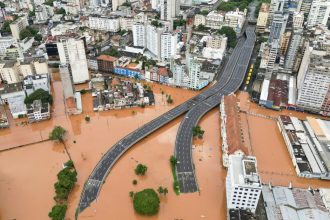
[151,0,160,10]
[57,37,89,84]
[35,5,49,24]
[268,12,288,43]
[296,50,330,113]
[9,16,28,40]
[307,0,330,27]
[187,56,208,90]
[89,16,120,32]
[146,24,164,59]
[292,11,304,29]
[160,32,177,60]
[226,155,262,213]
[160,0,179,21]
[132,23,145,47]
[284,29,303,71]
[0,37,16,55]
[112,0,125,11]
[171,60,189,87]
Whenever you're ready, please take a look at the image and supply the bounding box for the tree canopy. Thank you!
[56,8,66,15]
[135,163,148,175]
[34,34,43,42]
[102,48,119,57]
[217,1,249,12]
[192,125,205,138]
[151,20,162,27]
[0,2,5,8]
[44,0,55,6]
[49,126,67,142]
[173,19,186,29]
[24,88,52,105]
[1,21,11,34]
[218,26,237,48]
[133,189,160,215]
[19,26,38,40]
[48,204,67,220]
[199,10,209,15]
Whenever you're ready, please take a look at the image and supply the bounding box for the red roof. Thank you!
[97,54,118,62]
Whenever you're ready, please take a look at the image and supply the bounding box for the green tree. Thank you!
[199,10,209,15]
[24,88,53,105]
[167,95,173,104]
[49,126,66,142]
[49,126,72,161]
[48,204,67,220]
[163,187,168,196]
[1,21,12,34]
[133,189,160,215]
[44,0,55,6]
[56,8,66,15]
[157,186,164,194]
[85,115,91,122]
[151,20,162,27]
[129,191,135,198]
[135,164,148,175]
[19,26,38,40]
[170,155,177,166]
[192,125,205,138]
[173,19,186,29]
[34,34,42,41]
[217,26,237,48]
[0,2,5,8]
[102,48,119,57]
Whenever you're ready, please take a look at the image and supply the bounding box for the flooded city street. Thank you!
[1,75,330,219]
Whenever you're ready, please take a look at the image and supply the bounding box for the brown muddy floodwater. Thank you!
[0,76,227,220]
[237,92,330,189]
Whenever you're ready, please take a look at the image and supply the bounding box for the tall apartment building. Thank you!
[256,3,269,33]
[284,29,303,71]
[279,31,291,56]
[35,5,49,24]
[187,56,208,90]
[160,0,179,21]
[0,61,20,84]
[57,36,89,84]
[307,0,330,27]
[146,24,164,59]
[297,50,330,113]
[292,11,304,29]
[9,16,28,40]
[268,12,288,43]
[224,9,246,33]
[132,23,145,47]
[205,11,224,29]
[299,0,313,16]
[268,0,285,24]
[112,0,125,11]
[226,155,262,213]
[194,14,206,26]
[171,60,188,87]
[89,16,120,32]
[0,37,16,55]
[160,32,177,60]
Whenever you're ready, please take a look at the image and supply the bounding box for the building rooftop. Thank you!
[262,186,330,220]
[0,83,23,95]
[97,54,118,62]
[230,155,261,187]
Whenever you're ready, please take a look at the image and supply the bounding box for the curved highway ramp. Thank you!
[77,26,256,215]
[175,26,256,193]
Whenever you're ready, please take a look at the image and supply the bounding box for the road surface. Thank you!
[77,26,256,215]
[175,26,256,193]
